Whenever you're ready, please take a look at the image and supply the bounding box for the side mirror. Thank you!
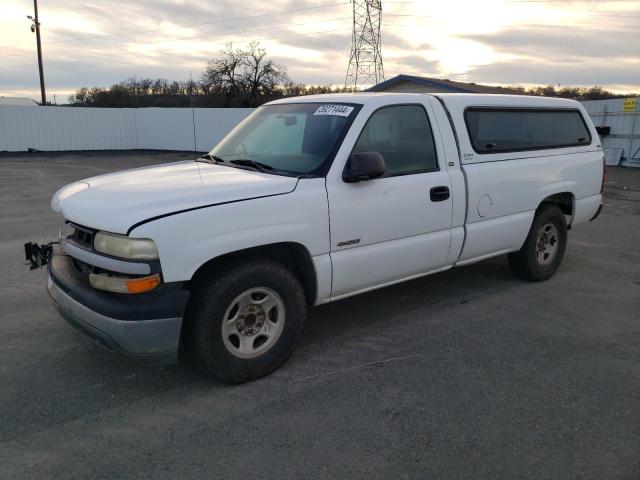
[343,152,385,183]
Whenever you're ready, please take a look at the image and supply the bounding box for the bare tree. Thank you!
[242,42,289,105]
[201,43,245,98]
[201,42,288,106]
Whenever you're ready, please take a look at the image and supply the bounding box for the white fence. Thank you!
[4,101,637,165]
[0,106,254,152]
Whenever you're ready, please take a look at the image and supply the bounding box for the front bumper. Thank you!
[48,251,188,364]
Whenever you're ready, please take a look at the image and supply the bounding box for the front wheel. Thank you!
[508,205,568,282]
[185,260,307,383]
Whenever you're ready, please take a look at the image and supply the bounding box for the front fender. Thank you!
[129,179,330,284]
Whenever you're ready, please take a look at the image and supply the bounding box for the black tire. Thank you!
[508,205,568,282]
[184,259,307,383]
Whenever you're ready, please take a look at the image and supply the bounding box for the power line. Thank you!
[5,15,634,64]
[2,16,352,60]
[1,1,351,49]
[15,26,355,64]
[503,0,623,2]
[383,23,639,29]
[3,0,633,50]
[5,9,634,62]
[393,0,638,3]
[385,13,640,18]
[499,23,640,27]
[5,0,636,79]
[51,16,351,55]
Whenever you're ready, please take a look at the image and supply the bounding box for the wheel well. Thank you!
[538,192,574,220]
[189,242,317,305]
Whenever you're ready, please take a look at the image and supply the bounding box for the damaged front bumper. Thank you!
[46,247,188,364]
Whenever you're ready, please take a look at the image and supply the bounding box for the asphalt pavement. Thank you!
[1,151,639,479]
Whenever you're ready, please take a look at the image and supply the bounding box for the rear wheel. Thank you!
[185,260,307,383]
[508,205,567,282]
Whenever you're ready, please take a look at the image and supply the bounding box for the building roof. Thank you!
[0,96,39,106]
[367,74,525,95]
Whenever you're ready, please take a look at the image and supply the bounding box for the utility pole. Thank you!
[28,0,46,106]
[345,0,384,90]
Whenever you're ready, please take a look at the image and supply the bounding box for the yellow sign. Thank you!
[623,98,637,112]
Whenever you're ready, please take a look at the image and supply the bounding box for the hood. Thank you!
[52,160,298,234]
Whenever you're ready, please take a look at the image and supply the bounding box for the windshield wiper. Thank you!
[229,159,274,172]
[198,156,279,175]
[197,153,225,164]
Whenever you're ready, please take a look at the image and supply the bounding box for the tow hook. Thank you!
[24,242,55,270]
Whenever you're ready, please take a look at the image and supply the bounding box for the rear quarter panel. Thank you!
[439,96,603,264]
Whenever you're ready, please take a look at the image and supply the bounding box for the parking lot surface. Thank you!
[1,151,639,479]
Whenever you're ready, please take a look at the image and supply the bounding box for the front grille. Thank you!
[72,257,95,275]
[68,223,95,249]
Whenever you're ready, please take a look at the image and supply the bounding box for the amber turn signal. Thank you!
[126,274,161,293]
[89,273,161,294]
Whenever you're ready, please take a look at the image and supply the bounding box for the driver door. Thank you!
[326,103,453,297]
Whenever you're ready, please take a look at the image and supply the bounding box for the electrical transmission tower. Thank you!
[345,0,384,90]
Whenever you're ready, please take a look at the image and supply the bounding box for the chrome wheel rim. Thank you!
[221,287,285,359]
[535,222,559,266]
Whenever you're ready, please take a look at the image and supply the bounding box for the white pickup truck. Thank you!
[30,93,604,383]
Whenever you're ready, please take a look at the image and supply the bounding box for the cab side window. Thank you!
[352,105,438,176]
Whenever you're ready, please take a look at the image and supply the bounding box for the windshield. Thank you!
[210,103,359,176]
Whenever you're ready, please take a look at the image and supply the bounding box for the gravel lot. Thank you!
[1,151,639,479]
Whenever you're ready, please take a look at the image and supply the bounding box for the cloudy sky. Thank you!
[1,0,638,100]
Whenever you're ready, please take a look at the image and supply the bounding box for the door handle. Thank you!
[430,186,450,202]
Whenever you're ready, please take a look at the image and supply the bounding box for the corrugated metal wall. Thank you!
[0,106,254,152]
[582,98,640,167]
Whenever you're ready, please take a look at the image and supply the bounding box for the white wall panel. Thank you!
[0,106,254,152]
[135,108,194,151]
[194,108,252,152]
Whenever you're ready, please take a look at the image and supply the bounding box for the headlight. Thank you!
[93,231,158,260]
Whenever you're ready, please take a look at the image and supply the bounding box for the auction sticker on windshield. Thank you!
[314,105,354,117]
